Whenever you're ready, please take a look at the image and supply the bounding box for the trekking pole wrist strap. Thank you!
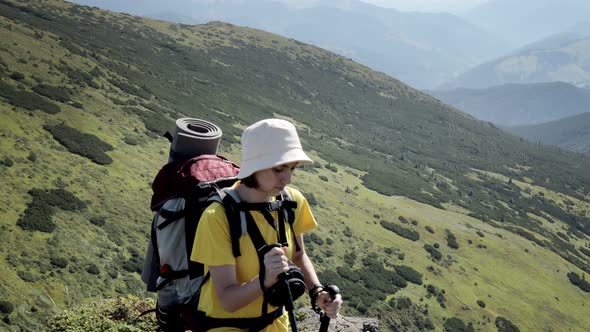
[309,285,324,313]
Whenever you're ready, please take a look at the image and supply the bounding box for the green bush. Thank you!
[44,124,113,165]
[10,71,25,80]
[17,188,86,233]
[477,300,486,308]
[28,188,87,211]
[16,201,56,233]
[495,316,520,332]
[394,265,423,285]
[90,216,106,227]
[46,295,158,331]
[86,264,101,275]
[1,157,14,167]
[424,244,442,261]
[0,79,16,98]
[50,256,69,268]
[444,317,474,332]
[304,192,318,206]
[567,272,590,292]
[0,300,15,314]
[33,84,71,102]
[319,175,328,182]
[10,90,60,114]
[446,229,459,249]
[380,220,420,241]
[425,225,435,234]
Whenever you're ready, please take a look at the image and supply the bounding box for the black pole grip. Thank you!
[318,285,340,332]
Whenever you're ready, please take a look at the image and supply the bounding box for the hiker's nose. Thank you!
[280,169,292,184]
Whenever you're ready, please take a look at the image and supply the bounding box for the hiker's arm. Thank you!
[209,247,289,312]
[292,234,342,319]
[291,234,322,291]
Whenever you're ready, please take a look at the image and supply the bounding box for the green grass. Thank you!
[0,0,590,331]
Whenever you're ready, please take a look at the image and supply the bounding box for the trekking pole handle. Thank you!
[318,285,340,332]
[325,285,340,301]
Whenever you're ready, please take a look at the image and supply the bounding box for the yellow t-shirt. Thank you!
[191,186,317,332]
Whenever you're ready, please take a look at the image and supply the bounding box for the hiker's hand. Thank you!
[318,291,342,319]
[263,246,289,289]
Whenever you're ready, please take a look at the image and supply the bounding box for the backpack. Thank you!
[141,155,301,332]
[141,154,239,331]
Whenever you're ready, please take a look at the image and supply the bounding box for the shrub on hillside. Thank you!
[424,244,442,261]
[444,317,474,332]
[495,316,520,332]
[567,272,590,292]
[1,157,14,167]
[44,124,113,165]
[579,247,590,258]
[425,225,435,234]
[446,229,459,249]
[303,192,318,206]
[10,71,25,81]
[33,84,71,102]
[86,264,100,275]
[28,188,87,211]
[10,90,60,114]
[380,220,420,241]
[46,295,158,331]
[50,256,69,269]
[477,300,486,308]
[0,300,15,314]
[394,265,423,285]
[17,188,86,233]
[0,79,16,98]
[16,201,56,233]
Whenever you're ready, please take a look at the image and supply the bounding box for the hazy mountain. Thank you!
[506,112,590,156]
[1,1,590,331]
[440,35,590,89]
[463,0,590,47]
[71,0,509,89]
[427,82,590,126]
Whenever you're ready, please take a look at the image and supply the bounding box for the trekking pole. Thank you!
[281,273,299,332]
[318,285,340,332]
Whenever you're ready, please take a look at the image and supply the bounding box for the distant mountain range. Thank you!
[427,82,590,126]
[440,34,590,89]
[463,0,590,47]
[71,0,509,89]
[506,112,590,156]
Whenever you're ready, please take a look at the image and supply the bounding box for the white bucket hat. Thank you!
[237,118,313,179]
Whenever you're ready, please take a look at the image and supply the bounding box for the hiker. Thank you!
[191,118,342,331]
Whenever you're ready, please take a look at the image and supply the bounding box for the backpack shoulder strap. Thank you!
[210,188,247,258]
[277,189,300,252]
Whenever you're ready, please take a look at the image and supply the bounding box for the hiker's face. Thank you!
[255,162,297,196]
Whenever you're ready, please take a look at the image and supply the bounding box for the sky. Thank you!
[357,0,489,14]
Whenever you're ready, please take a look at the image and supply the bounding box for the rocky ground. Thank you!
[295,307,379,332]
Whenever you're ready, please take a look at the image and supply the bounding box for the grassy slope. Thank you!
[0,0,589,331]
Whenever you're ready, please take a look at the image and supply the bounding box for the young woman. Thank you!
[191,118,342,331]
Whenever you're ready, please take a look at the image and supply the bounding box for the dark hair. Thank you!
[241,174,259,188]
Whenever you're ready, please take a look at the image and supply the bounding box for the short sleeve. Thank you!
[287,187,317,235]
[190,203,236,267]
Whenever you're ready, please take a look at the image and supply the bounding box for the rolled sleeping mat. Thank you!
[169,118,222,161]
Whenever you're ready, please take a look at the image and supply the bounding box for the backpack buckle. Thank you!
[268,200,282,211]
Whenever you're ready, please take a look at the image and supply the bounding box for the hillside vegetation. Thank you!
[506,112,590,156]
[0,0,589,331]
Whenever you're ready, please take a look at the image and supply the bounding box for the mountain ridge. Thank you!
[505,112,590,156]
[427,81,590,126]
